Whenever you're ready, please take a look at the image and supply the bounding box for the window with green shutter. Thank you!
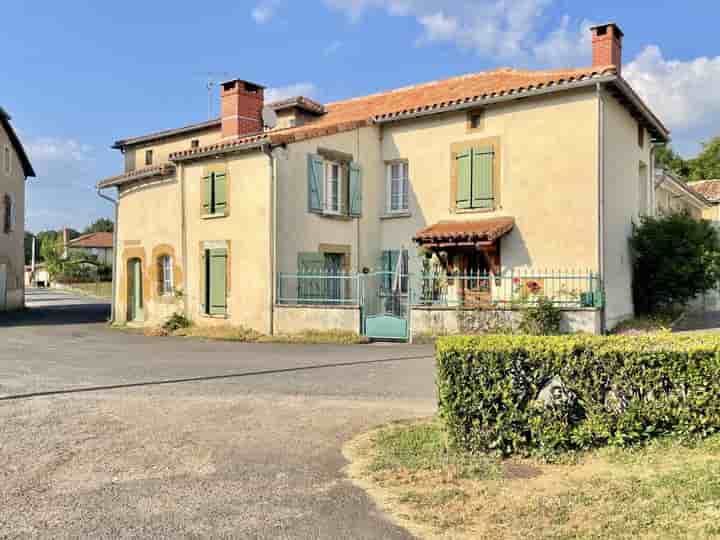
[307,153,361,217]
[205,248,227,315]
[202,171,228,216]
[454,144,496,210]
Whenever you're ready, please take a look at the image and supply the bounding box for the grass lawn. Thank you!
[62,282,112,299]
[344,420,720,540]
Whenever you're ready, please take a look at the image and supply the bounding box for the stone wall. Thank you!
[273,305,361,335]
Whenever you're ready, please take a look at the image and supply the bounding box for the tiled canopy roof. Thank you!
[688,180,720,202]
[97,163,176,189]
[68,232,113,249]
[414,217,515,245]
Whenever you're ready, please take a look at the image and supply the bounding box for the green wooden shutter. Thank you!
[455,150,472,209]
[349,162,362,217]
[472,146,494,209]
[213,172,227,213]
[307,154,324,213]
[208,248,227,315]
[202,174,212,213]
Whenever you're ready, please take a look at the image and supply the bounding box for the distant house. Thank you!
[0,107,35,311]
[654,170,710,218]
[65,230,113,265]
[686,180,720,226]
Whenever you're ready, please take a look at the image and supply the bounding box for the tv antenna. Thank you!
[200,72,230,119]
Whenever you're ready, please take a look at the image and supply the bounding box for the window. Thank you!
[191,139,200,149]
[3,146,10,175]
[380,249,409,293]
[145,149,153,166]
[202,171,227,216]
[455,144,496,210]
[326,161,342,214]
[158,255,173,295]
[307,154,362,217]
[204,248,227,315]
[3,193,15,233]
[468,110,484,130]
[387,161,409,213]
[638,123,645,148]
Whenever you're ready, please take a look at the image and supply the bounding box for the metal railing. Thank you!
[276,270,359,305]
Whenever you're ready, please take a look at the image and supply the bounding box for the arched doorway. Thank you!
[127,258,143,321]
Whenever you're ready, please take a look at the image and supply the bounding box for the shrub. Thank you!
[162,313,192,333]
[436,334,720,457]
[631,212,720,314]
[518,296,562,335]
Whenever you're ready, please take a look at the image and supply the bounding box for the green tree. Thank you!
[655,145,691,178]
[39,235,64,279]
[83,218,114,234]
[688,137,720,181]
[631,212,720,313]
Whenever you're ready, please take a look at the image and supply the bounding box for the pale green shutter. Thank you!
[472,147,494,209]
[349,162,362,217]
[214,172,227,213]
[202,174,211,213]
[307,154,324,213]
[208,248,227,315]
[455,150,472,209]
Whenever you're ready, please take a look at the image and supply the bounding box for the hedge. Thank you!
[436,334,720,456]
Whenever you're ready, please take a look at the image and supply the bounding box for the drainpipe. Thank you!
[262,143,277,335]
[97,186,118,323]
[596,83,606,334]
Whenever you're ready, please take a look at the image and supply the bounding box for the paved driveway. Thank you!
[0,289,436,539]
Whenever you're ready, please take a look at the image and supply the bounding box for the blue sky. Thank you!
[3,0,719,232]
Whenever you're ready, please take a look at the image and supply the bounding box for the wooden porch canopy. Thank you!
[413,217,514,248]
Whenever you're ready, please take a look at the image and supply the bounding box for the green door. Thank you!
[127,258,143,321]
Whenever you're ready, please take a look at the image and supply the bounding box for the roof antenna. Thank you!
[200,72,230,119]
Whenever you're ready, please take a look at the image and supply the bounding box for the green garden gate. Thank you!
[360,271,409,341]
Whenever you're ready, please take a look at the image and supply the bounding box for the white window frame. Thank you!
[386,161,409,213]
[325,161,342,214]
[159,255,173,295]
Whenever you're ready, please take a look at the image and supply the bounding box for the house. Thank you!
[98,23,669,336]
[0,107,35,311]
[686,179,720,225]
[64,230,114,265]
[654,170,710,218]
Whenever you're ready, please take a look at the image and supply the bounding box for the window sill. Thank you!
[452,206,498,214]
[200,312,228,319]
[201,212,227,220]
[314,212,354,221]
[380,211,411,220]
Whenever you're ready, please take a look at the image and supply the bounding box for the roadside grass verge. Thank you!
[58,282,113,300]
[344,420,720,540]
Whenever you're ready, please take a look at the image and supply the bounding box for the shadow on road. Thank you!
[0,288,110,328]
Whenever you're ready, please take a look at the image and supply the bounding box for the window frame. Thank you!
[158,254,174,296]
[325,160,342,215]
[386,161,409,213]
[191,139,200,149]
[145,149,153,166]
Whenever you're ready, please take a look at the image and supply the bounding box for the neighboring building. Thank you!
[99,23,669,334]
[0,107,35,311]
[654,170,710,219]
[687,179,720,224]
[65,230,114,265]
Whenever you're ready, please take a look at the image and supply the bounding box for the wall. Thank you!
[602,92,653,329]
[124,125,221,172]
[183,151,272,333]
[0,123,26,310]
[410,307,602,337]
[378,88,600,275]
[114,177,183,324]
[273,305,360,334]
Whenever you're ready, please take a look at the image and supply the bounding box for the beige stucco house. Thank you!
[654,170,710,219]
[0,107,35,311]
[99,23,669,335]
[687,179,720,224]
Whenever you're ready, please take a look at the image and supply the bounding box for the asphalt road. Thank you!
[0,289,436,539]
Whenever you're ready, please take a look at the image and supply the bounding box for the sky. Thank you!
[3,0,719,232]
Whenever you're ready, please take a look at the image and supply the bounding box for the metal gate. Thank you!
[360,271,409,340]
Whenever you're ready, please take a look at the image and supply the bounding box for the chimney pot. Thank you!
[220,79,265,140]
[590,23,624,74]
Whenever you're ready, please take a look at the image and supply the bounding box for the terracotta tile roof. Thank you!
[169,133,268,161]
[688,180,720,202]
[270,66,618,144]
[68,232,113,249]
[97,163,176,189]
[414,217,515,244]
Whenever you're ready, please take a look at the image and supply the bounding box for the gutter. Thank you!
[262,143,277,335]
[97,187,119,324]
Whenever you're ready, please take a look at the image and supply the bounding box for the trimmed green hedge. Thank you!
[436,334,720,456]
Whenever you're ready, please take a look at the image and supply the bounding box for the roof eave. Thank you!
[169,138,267,163]
[0,108,36,178]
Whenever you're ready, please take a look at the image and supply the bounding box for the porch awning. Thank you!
[413,217,514,246]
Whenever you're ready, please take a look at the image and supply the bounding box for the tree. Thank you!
[39,234,64,279]
[689,137,720,181]
[83,218,113,234]
[631,212,720,314]
[655,145,691,178]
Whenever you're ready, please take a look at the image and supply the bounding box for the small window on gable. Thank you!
[468,110,484,130]
[191,139,200,149]
[638,123,645,148]
[145,149,153,166]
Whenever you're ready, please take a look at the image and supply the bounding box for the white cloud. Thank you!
[265,83,318,103]
[252,1,280,24]
[532,16,594,67]
[26,138,93,164]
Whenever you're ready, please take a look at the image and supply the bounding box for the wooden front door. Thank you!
[127,258,143,321]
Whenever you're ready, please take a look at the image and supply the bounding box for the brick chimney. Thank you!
[591,23,624,74]
[220,79,265,140]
